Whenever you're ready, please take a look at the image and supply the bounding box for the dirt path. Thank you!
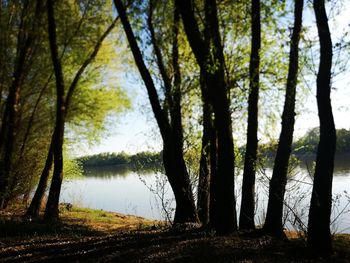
[1,206,349,262]
[2,227,348,263]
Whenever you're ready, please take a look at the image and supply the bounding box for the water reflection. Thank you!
[83,164,162,179]
[61,160,350,232]
[263,154,350,176]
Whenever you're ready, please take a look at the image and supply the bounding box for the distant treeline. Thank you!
[77,151,162,168]
[79,128,350,168]
[258,128,350,158]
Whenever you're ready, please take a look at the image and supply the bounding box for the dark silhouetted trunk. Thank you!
[170,6,197,223]
[307,0,335,256]
[162,142,197,223]
[44,0,66,220]
[239,0,261,231]
[263,0,303,237]
[26,140,53,217]
[208,126,217,226]
[114,0,198,223]
[176,0,237,233]
[197,70,212,225]
[197,13,212,225]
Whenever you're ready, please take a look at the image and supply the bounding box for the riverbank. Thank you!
[1,204,350,262]
[0,203,160,239]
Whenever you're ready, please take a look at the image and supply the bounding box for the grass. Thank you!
[0,203,162,241]
[60,206,160,232]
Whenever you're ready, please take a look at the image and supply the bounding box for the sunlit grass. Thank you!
[0,203,161,240]
[60,206,159,232]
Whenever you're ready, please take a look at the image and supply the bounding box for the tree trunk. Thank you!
[197,70,212,225]
[169,5,198,223]
[208,126,217,226]
[163,141,198,223]
[176,0,237,233]
[43,0,66,220]
[307,0,335,256]
[239,0,261,231]
[263,0,303,237]
[114,0,198,223]
[26,140,53,217]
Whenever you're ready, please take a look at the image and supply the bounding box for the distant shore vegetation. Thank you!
[78,128,350,169]
[77,151,162,168]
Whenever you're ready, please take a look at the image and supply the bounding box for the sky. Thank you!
[81,1,350,156]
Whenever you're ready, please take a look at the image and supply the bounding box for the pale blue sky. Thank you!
[83,1,349,156]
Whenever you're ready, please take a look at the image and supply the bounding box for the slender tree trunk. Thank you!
[239,0,261,231]
[263,0,303,237]
[208,126,217,226]
[44,0,66,220]
[26,140,53,217]
[307,0,335,256]
[169,5,198,223]
[205,71,236,234]
[114,0,198,223]
[197,70,212,225]
[176,0,237,233]
[197,12,212,226]
[162,141,197,223]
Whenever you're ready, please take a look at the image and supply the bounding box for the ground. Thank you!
[0,204,349,262]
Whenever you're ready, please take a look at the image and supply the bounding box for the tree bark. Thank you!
[114,0,198,223]
[197,70,212,225]
[44,0,66,220]
[307,0,335,256]
[176,0,237,233]
[26,139,54,217]
[169,5,197,223]
[263,0,303,237]
[239,0,261,231]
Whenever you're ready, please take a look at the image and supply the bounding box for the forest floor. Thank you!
[0,204,350,262]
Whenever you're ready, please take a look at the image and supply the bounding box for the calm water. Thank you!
[61,160,350,233]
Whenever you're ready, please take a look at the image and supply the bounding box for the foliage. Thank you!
[63,149,83,180]
[0,0,130,205]
[77,151,162,168]
[253,128,350,158]
[293,127,350,155]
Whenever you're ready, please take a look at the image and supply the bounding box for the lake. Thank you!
[61,160,350,233]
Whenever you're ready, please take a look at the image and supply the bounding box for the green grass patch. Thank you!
[0,203,161,241]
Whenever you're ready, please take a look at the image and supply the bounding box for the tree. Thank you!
[239,0,261,231]
[263,0,304,237]
[307,0,336,256]
[176,0,237,233]
[43,0,66,220]
[196,2,215,225]
[0,0,45,208]
[114,0,198,224]
[197,69,215,225]
[37,0,122,220]
[16,0,128,218]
